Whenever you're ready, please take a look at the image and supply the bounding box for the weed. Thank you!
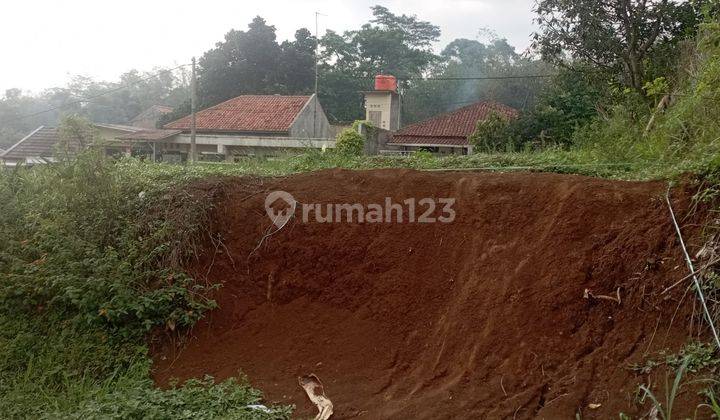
[639,358,689,420]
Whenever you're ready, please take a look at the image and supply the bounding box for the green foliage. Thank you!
[71,376,291,419]
[0,313,290,418]
[318,6,440,122]
[533,0,703,90]
[0,149,290,417]
[195,18,316,111]
[469,111,514,152]
[569,18,720,174]
[0,152,217,335]
[0,69,188,148]
[643,77,670,98]
[335,127,365,156]
[514,68,604,146]
[666,342,720,373]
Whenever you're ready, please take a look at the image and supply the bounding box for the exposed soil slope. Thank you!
[153,169,704,419]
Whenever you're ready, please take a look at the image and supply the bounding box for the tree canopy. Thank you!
[533,0,704,90]
[0,2,711,152]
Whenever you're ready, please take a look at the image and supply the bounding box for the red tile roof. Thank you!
[389,101,518,146]
[164,95,312,133]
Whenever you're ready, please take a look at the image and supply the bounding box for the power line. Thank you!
[0,64,190,125]
[358,74,556,82]
[407,74,556,81]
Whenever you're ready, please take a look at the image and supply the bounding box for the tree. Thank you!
[197,17,284,107]
[277,29,317,94]
[402,37,552,124]
[56,115,101,160]
[0,68,187,149]
[513,67,603,146]
[195,17,316,110]
[320,6,440,81]
[533,0,703,90]
[317,6,441,122]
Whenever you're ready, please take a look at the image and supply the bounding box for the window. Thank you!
[369,111,382,126]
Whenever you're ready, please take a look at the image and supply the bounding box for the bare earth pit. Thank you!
[153,169,705,419]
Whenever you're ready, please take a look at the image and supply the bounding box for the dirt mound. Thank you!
[153,169,704,419]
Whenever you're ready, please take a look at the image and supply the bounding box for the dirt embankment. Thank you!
[153,169,706,419]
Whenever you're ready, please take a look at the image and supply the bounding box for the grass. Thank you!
[639,359,690,420]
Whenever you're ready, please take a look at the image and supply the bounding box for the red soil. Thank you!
[153,169,707,418]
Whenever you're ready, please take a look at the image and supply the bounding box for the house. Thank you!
[129,105,174,129]
[0,123,141,166]
[387,101,518,155]
[118,94,335,162]
[150,94,333,160]
[361,74,518,155]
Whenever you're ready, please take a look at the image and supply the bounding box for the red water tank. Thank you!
[374,75,397,92]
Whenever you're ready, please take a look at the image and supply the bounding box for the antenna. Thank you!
[313,11,327,138]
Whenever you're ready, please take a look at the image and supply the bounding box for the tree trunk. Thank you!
[626,52,645,92]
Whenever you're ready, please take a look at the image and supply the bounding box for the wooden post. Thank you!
[313,12,319,139]
[190,57,197,163]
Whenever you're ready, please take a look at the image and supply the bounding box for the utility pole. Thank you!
[190,57,197,163]
[313,12,320,139]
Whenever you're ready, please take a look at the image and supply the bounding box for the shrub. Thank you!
[0,145,291,416]
[335,127,365,156]
[469,111,514,153]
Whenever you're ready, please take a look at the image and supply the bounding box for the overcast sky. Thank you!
[0,0,537,94]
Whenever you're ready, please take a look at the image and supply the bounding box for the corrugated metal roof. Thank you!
[130,105,174,123]
[164,95,312,133]
[116,129,182,141]
[94,123,142,132]
[389,101,518,146]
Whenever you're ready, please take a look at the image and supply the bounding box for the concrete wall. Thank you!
[289,95,331,139]
[361,126,396,155]
[329,124,351,140]
[173,133,335,149]
[364,91,400,131]
[169,133,335,160]
[96,126,133,142]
